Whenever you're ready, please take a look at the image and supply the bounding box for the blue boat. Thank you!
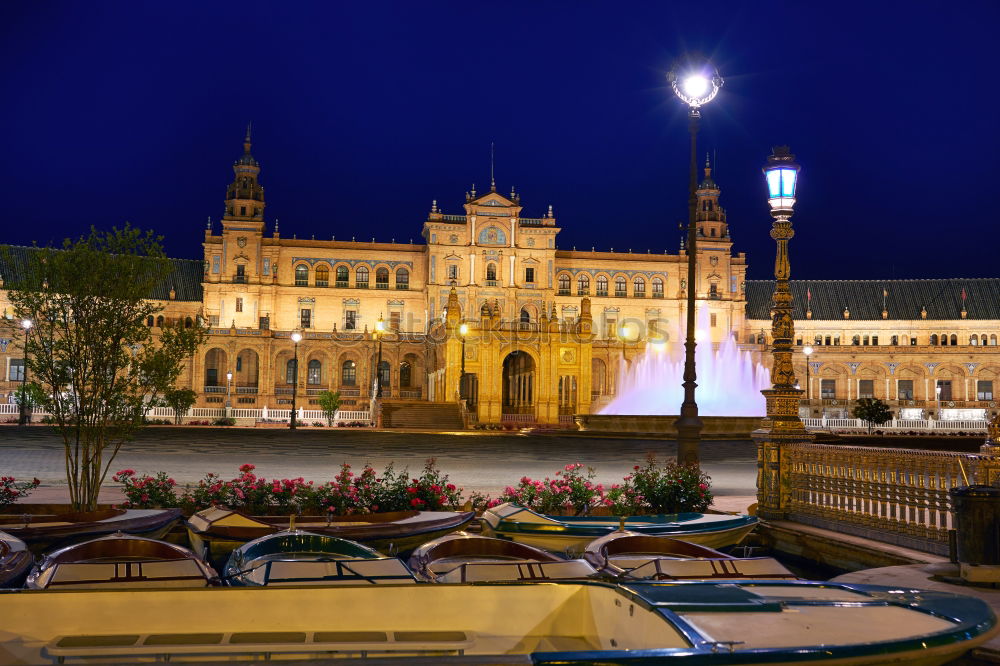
[224,529,416,586]
[482,502,757,554]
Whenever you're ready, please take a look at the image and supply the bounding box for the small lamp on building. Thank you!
[289,331,302,429]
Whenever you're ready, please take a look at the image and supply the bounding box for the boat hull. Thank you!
[0,530,32,588]
[0,581,993,665]
[0,508,183,553]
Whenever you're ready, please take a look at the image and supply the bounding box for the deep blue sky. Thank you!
[2,1,997,280]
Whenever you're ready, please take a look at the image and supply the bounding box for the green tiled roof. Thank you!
[0,245,203,302]
[746,279,1000,321]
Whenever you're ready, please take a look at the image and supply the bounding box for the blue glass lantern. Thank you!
[763,146,800,214]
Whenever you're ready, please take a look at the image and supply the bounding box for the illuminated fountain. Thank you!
[601,305,768,417]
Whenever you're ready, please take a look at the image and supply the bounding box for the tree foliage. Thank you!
[853,397,892,434]
[163,388,198,425]
[317,390,342,426]
[3,227,204,510]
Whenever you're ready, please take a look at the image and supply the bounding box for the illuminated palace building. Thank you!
[3,134,1000,425]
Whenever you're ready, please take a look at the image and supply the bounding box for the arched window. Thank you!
[295,264,309,286]
[286,359,297,384]
[558,274,571,293]
[356,265,369,288]
[315,265,329,287]
[146,316,154,327]
[399,361,412,387]
[375,267,389,289]
[950,334,958,346]
[992,334,999,346]
[596,275,608,296]
[156,315,164,327]
[486,263,497,283]
[378,360,390,387]
[336,265,349,286]
[633,277,645,295]
[395,267,409,289]
[341,360,356,385]
[307,359,322,385]
[520,307,531,323]
[614,276,627,297]
[851,335,860,345]
[972,335,980,346]
[577,274,590,295]
[815,335,822,345]
[891,335,898,345]
[184,317,193,328]
[930,334,938,345]
[652,277,664,297]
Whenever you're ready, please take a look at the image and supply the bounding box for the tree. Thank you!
[3,227,204,510]
[853,397,892,434]
[317,390,342,426]
[163,388,198,425]
[13,381,47,422]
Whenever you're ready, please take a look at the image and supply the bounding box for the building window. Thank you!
[235,264,246,283]
[395,268,409,290]
[146,316,154,327]
[345,310,357,330]
[286,359,297,384]
[240,206,246,216]
[400,362,412,387]
[891,335,898,345]
[898,380,914,400]
[520,307,532,324]
[447,264,458,281]
[930,334,938,345]
[295,264,309,286]
[596,276,608,297]
[950,334,958,345]
[378,361,391,387]
[858,379,874,398]
[375,267,389,289]
[937,380,953,401]
[820,379,836,399]
[872,336,878,345]
[235,298,243,313]
[356,265,369,288]
[486,263,497,285]
[525,267,535,284]
[614,276,626,297]
[651,277,663,298]
[577,274,590,295]
[209,314,220,327]
[212,256,220,274]
[341,360,356,386]
[605,318,617,339]
[978,381,994,401]
[709,283,719,299]
[710,313,717,328]
[336,265,349,287]
[633,277,645,296]
[852,335,860,345]
[236,355,243,372]
[558,274,571,295]
[300,308,311,329]
[8,359,25,382]
[972,335,979,346]
[315,266,329,287]
[307,360,322,385]
[389,311,401,331]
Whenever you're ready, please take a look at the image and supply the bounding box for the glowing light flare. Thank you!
[21,318,32,330]
[668,62,723,108]
[290,332,302,343]
[681,75,709,99]
[803,345,814,357]
[375,315,386,333]
[459,323,469,337]
[694,329,708,342]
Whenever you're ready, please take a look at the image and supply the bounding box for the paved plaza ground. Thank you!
[0,426,758,510]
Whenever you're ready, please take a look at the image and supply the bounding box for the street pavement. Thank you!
[0,426,759,511]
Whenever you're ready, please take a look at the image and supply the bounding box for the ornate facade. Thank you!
[2,134,998,424]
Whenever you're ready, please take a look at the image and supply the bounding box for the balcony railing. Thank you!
[396,283,409,290]
[485,280,498,286]
[355,282,369,289]
[596,290,608,297]
[558,289,570,296]
[375,282,389,290]
[614,290,627,298]
[335,281,349,288]
[577,289,590,296]
[235,386,258,394]
[204,386,225,393]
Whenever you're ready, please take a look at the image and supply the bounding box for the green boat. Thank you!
[224,530,416,586]
[482,502,758,554]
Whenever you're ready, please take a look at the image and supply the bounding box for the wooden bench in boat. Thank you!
[46,630,477,662]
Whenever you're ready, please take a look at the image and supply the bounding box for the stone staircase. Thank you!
[380,401,466,430]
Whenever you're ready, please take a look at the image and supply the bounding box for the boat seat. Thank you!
[47,630,476,662]
[435,559,597,583]
[257,558,416,585]
[44,560,211,588]
[625,557,797,581]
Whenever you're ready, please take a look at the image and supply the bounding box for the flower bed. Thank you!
[0,476,40,509]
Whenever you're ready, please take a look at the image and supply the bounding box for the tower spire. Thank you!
[244,122,252,153]
[490,142,495,191]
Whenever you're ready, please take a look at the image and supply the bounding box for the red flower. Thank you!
[410,498,425,507]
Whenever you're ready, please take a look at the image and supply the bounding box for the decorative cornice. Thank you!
[292,257,414,269]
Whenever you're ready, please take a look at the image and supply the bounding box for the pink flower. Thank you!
[239,464,255,473]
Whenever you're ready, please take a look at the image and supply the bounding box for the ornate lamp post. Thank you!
[458,322,469,401]
[761,146,806,433]
[289,331,302,429]
[18,318,32,426]
[374,315,386,398]
[225,371,233,418]
[668,59,723,466]
[803,345,814,402]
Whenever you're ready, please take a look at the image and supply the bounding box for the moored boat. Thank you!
[482,502,757,554]
[584,529,797,580]
[224,530,416,586]
[26,533,219,589]
[185,506,475,565]
[0,507,183,552]
[0,530,32,588]
[408,531,597,582]
[0,581,995,664]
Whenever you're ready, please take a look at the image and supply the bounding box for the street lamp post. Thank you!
[225,371,233,417]
[761,146,806,433]
[803,345,814,402]
[458,322,469,401]
[668,60,722,466]
[289,331,302,429]
[374,315,386,398]
[18,318,32,426]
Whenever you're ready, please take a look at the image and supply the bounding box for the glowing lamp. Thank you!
[226,372,233,382]
[375,315,386,334]
[668,62,723,109]
[763,146,800,214]
[290,332,302,343]
[459,323,469,337]
[803,345,813,357]
[21,318,32,330]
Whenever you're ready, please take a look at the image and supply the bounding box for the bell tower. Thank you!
[223,125,266,233]
[696,155,728,243]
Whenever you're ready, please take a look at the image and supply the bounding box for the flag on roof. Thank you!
[962,287,967,301]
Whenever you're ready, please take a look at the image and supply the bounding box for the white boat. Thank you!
[0,581,994,664]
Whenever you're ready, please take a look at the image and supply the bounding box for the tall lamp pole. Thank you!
[458,323,468,400]
[803,345,814,402]
[289,331,302,429]
[18,318,32,426]
[761,146,806,434]
[374,315,386,398]
[668,60,722,466]
[225,371,233,418]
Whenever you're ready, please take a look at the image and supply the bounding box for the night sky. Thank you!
[2,1,997,280]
